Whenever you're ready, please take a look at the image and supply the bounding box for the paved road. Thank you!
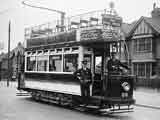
[0,83,160,120]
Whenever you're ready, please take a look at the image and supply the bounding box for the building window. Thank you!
[133,63,138,75]
[138,63,145,77]
[145,38,152,51]
[134,38,152,52]
[27,56,36,71]
[63,54,78,72]
[37,56,48,71]
[152,63,156,76]
[133,63,153,77]
[49,55,62,72]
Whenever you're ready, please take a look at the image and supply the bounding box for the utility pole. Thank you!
[7,20,11,87]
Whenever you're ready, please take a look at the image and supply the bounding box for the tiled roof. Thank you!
[144,17,160,34]
[121,21,137,37]
[127,16,160,37]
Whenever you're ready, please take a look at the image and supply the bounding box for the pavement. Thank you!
[0,80,160,109]
[134,87,160,109]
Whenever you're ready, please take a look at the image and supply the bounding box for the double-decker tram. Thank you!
[18,8,135,114]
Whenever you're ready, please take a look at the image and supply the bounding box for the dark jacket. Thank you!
[107,59,129,73]
[74,68,92,84]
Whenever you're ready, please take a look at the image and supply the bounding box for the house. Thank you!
[0,42,24,80]
[126,3,160,87]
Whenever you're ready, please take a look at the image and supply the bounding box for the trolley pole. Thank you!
[7,20,11,87]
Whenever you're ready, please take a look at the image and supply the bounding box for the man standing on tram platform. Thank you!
[107,52,129,74]
[74,60,92,102]
[106,52,130,97]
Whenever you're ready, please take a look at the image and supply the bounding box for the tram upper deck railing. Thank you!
[24,9,125,49]
[25,9,122,39]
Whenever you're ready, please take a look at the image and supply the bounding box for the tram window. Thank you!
[84,54,91,69]
[37,51,43,55]
[37,56,48,71]
[64,48,70,52]
[56,48,62,53]
[27,52,31,55]
[49,55,62,72]
[63,54,78,72]
[72,47,79,52]
[44,50,48,55]
[32,51,36,55]
[95,56,102,74]
[27,56,36,71]
[50,49,55,54]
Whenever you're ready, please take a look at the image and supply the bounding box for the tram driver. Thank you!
[107,52,130,75]
[74,60,92,99]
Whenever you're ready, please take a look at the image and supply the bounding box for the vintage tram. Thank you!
[18,8,135,114]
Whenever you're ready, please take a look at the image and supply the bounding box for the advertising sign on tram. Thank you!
[102,14,122,40]
[80,29,102,41]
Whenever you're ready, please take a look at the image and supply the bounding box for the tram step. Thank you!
[16,92,30,96]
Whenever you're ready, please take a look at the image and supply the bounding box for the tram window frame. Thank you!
[27,52,31,55]
[95,56,102,74]
[63,54,78,72]
[32,51,36,56]
[56,48,62,53]
[72,47,79,52]
[64,48,71,53]
[50,49,55,54]
[44,50,49,55]
[26,56,36,71]
[49,55,62,72]
[84,54,92,69]
[37,55,48,72]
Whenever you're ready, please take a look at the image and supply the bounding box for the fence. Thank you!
[135,77,160,89]
[0,80,17,88]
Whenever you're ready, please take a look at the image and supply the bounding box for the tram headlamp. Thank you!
[121,82,130,92]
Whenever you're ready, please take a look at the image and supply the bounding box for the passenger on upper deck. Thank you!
[107,52,130,75]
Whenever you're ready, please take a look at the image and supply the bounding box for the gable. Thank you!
[133,19,153,35]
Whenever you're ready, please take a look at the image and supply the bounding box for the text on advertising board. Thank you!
[80,29,102,41]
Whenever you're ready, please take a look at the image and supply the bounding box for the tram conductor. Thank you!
[74,60,92,98]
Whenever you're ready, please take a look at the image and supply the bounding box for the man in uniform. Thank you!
[106,52,130,99]
[107,52,129,74]
[74,60,92,100]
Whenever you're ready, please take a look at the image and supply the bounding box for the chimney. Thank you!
[151,3,160,18]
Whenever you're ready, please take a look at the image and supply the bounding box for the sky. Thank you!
[0,0,160,53]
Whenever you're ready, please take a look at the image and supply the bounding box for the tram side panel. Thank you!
[106,75,135,105]
[21,72,81,96]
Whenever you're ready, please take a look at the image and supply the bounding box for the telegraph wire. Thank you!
[22,0,65,14]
